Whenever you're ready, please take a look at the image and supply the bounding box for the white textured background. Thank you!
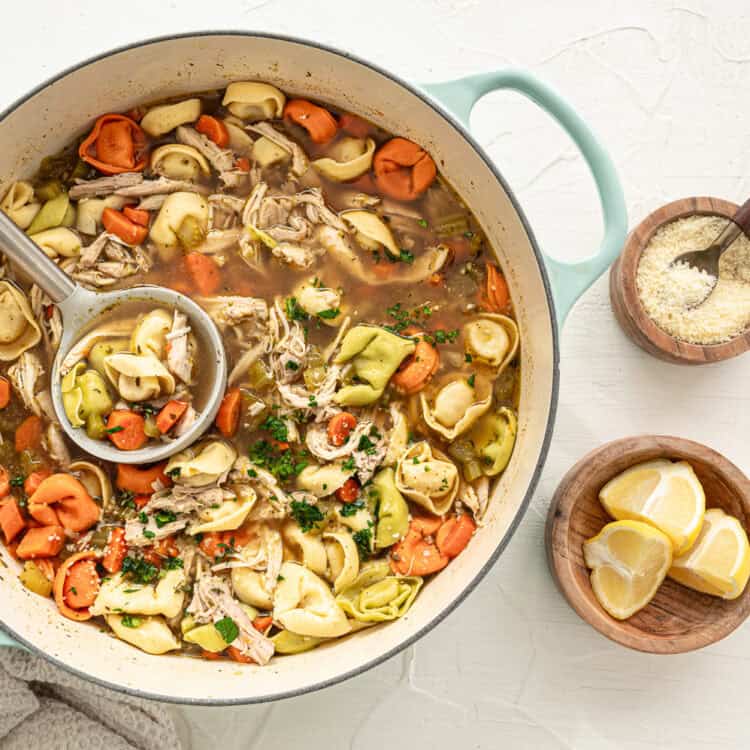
[3,1,750,748]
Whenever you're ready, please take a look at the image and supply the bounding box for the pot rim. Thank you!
[0,29,560,705]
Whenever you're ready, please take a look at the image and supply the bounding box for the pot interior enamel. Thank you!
[0,33,557,704]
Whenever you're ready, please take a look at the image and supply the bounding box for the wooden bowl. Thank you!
[609,196,750,364]
[546,435,750,653]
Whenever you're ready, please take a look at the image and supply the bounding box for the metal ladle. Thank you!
[670,197,750,307]
[0,210,227,465]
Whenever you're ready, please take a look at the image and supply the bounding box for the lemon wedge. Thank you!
[669,508,750,599]
[599,459,705,555]
[583,520,673,619]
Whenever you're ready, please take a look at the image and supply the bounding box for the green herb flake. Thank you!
[121,614,142,629]
[154,510,177,528]
[317,308,340,320]
[105,425,125,434]
[285,296,309,322]
[468,373,476,388]
[261,415,289,443]
[215,616,239,644]
[290,500,325,533]
[353,524,374,559]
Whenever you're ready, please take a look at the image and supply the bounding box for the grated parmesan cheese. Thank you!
[636,214,750,344]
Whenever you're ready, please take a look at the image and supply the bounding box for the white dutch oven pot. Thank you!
[0,32,626,704]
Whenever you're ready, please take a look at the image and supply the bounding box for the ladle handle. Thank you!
[717,197,750,253]
[0,210,76,303]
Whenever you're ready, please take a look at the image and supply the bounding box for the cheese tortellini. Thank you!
[463,313,519,370]
[395,442,459,516]
[149,191,209,258]
[222,81,286,121]
[421,377,492,441]
[0,281,42,361]
[334,326,415,406]
[273,562,351,638]
[341,209,400,258]
[29,227,81,259]
[151,144,211,181]
[61,363,113,438]
[296,463,354,498]
[467,406,518,476]
[283,520,328,576]
[166,440,237,487]
[91,568,186,619]
[323,530,360,593]
[103,352,175,402]
[1,181,40,229]
[106,614,181,655]
[371,468,409,549]
[141,98,202,137]
[189,486,256,535]
[313,138,376,182]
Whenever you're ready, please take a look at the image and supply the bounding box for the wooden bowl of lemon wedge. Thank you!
[546,435,750,653]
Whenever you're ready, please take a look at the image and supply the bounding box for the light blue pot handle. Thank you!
[422,69,627,325]
[0,627,21,649]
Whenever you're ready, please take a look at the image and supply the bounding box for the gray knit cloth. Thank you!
[0,649,183,749]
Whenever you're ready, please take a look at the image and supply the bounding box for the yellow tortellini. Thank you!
[253,137,290,168]
[91,568,186,619]
[467,406,518,476]
[62,363,113,439]
[69,459,113,507]
[29,227,81,259]
[131,309,172,359]
[336,560,422,623]
[395,441,459,516]
[106,614,181,655]
[149,191,209,259]
[271,630,325,655]
[0,281,42,361]
[371,468,409,550]
[166,440,238,487]
[1,181,40,229]
[334,326,415,406]
[103,352,175,402]
[222,81,286,121]
[232,568,274,610]
[383,405,408,467]
[341,209,400,258]
[188,487,256,535]
[463,313,519,370]
[296,462,354,498]
[150,144,211,181]
[294,278,342,326]
[27,192,75,234]
[283,520,328,575]
[88,338,129,378]
[313,138,375,182]
[223,119,254,156]
[323,530,360,593]
[421,377,491,441]
[141,98,202,137]
[273,562,351,638]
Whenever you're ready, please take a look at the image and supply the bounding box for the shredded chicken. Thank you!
[69,173,144,200]
[305,419,375,462]
[176,126,234,174]
[461,476,490,523]
[124,517,188,546]
[115,177,212,198]
[166,310,193,384]
[7,352,44,415]
[29,284,62,353]
[44,423,70,467]
[187,574,274,665]
[247,123,309,176]
[198,295,268,331]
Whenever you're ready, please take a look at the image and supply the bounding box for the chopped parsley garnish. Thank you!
[166,467,181,478]
[285,360,300,371]
[398,249,415,264]
[121,614,142,628]
[290,500,325,532]
[117,490,136,510]
[317,308,340,320]
[468,373,476,387]
[464,230,474,239]
[164,556,184,570]
[357,435,377,455]
[214,616,239,644]
[105,425,125,434]
[308,395,318,407]
[340,499,364,517]
[154,510,177,528]
[10,475,24,487]
[353,524,374,559]
[433,329,460,344]
[342,457,356,471]
[143,529,155,539]
[121,556,158,585]
[138,511,148,524]
[417,218,428,228]
[261,415,288,443]
[465,353,473,363]
[285,296,309,321]
[247,468,258,478]
[249,440,308,481]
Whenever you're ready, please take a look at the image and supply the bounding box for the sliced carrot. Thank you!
[134,494,151,509]
[373,137,437,201]
[410,513,444,536]
[122,205,150,226]
[436,514,476,558]
[63,558,100,610]
[0,377,10,409]
[223,523,256,550]
[185,252,221,296]
[102,207,148,245]
[116,462,170,495]
[28,473,100,533]
[0,499,26,543]
[196,115,229,147]
[142,535,179,567]
[482,263,510,313]
[102,527,127,573]
[327,412,357,447]
[53,551,98,621]
[226,645,254,664]
[28,503,59,526]
[79,114,147,175]
[252,615,273,634]
[390,339,440,395]
[235,157,251,172]
[338,112,371,138]
[428,273,445,287]
[335,477,360,504]
[284,99,338,144]
[16,525,65,560]
[15,415,42,452]
[106,410,147,451]
[200,650,222,660]
[0,465,9,498]
[199,532,223,559]
[155,400,189,434]
[24,469,52,497]
[390,528,449,576]
[215,388,241,438]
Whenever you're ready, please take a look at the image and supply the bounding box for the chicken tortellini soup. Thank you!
[0,82,520,665]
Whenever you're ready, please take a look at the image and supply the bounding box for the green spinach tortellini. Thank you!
[336,560,422,623]
[467,406,518,476]
[334,325,415,406]
[61,363,113,440]
[371,468,409,549]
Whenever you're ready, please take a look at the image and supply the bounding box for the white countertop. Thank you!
[3,1,750,747]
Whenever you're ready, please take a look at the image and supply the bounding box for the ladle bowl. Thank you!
[0,210,227,464]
